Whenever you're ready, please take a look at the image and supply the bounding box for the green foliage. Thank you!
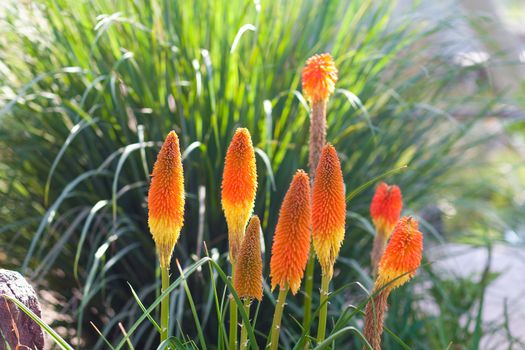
[0,0,502,348]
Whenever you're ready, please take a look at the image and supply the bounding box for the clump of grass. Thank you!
[0,0,503,348]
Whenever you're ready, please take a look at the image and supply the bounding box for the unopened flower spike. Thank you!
[233,215,263,301]
[234,215,264,350]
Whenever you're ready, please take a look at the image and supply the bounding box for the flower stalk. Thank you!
[268,286,289,350]
[160,266,170,343]
[316,273,330,343]
[239,299,251,350]
[302,249,315,332]
[229,290,238,350]
[370,231,387,277]
[308,100,327,180]
[362,290,389,350]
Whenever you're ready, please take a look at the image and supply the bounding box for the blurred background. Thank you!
[1,0,524,349]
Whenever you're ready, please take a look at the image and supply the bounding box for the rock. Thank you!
[0,269,44,350]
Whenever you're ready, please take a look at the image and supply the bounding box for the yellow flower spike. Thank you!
[311,144,346,343]
[221,128,258,264]
[148,130,185,268]
[233,216,264,301]
[270,170,312,295]
[312,144,346,279]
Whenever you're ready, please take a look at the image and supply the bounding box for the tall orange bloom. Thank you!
[375,216,423,291]
[233,216,263,301]
[270,170,312,295]
[221,128,257,263]
[363,216,423,350]
[370,182,403,236]
[302,53,338,104]
[302,53,339,332]
[148,131,185,268]
[312,144,346,278]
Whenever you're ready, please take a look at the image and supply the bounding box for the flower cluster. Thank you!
[145,54,424,350]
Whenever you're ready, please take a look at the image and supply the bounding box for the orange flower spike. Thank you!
[376,216,424,291]
[270,170,312,295]
[148,131,185,268]
[221,128,258,263]
[312,144,346,278]
[302,53,338,103]
[370,182,403,237]
[233,216,263,301]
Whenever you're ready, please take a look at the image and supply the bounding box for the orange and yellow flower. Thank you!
[270,170,312,294]
[370,182,403,237]
[375,216,423,291]
[148,131,185,268]
[221,128,258,263]
[312,144,346,278]
[233,216,263,301]
[302,53,338,103]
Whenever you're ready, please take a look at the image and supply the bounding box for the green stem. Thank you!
[317,273,330,344]
[240,299,251,350]
[160,266,170,344]
[302,246,315,332]
[268,286,289,350]
[229,265,238,350]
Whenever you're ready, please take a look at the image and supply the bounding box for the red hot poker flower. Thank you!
[270,170,312,295]
[221,128,258,263]
[148,131,185,268]
[370,182,403,237]
[375,216,423,291]
[302,53,338,103]
[312,144,346,278]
